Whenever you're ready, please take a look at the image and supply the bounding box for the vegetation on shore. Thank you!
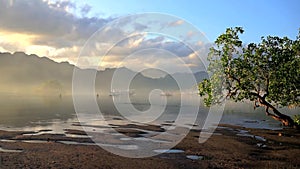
[199,27,300,128]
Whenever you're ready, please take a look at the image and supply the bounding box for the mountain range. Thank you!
[0,52,208,95]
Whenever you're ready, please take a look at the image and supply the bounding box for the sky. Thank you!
[0,0,299,72]
[82,0,300,43]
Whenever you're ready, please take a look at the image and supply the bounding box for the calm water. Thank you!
[0,92,298,132]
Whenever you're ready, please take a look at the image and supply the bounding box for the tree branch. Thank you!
[250,92,295,126]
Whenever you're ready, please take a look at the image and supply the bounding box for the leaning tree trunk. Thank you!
[259,97,296,127]
[265,105,295,127]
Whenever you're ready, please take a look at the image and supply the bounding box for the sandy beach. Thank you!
[0,124,299,169]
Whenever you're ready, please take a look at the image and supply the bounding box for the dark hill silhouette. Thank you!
[0,52,208,95]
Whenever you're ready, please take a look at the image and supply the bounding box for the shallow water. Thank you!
[1,93,298,157]
[0,93,298,133]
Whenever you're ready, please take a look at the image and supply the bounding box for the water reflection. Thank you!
[0,94,75,128]
[0,92,298,131]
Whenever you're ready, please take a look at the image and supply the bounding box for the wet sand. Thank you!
[0,124,300,169]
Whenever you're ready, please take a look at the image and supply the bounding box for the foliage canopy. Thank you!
[199,27,300,126]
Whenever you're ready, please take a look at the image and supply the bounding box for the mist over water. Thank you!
[0,91,298,131]
[0,52,299,132]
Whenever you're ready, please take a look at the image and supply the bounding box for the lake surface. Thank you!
[0,92,298,132]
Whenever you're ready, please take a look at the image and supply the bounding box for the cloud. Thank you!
[168,20,184,27]
[80,4,92,16]
[0,1,210,73]
[93,33,209,72]
[0,0,111,60]
[1,0,71,36]
[103,34,194,61]
[0,46,9,53]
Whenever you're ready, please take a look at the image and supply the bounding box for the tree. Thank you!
[198,27,300,127]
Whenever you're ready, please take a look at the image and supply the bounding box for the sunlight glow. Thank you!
[0,31,38,47]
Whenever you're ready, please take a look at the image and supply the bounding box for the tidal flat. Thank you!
[0,124,299,169]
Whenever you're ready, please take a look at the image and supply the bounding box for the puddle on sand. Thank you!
[64,134,91,138]
[120,137,132,141]
[186,155,204,160]
[22,130,55,136]
[217,126,234,130]
[212,133,223,136]
[120,137,172,143]
[236,133,254,137]
[58,141,95,146]
[1,139,50,144]
[22,140,49,144]
[254,136,266,142]
[135,137,171,143]
[0,139,17,143]
[21,129,92,139]
[99,144,138,150]
[58,141,138,150]
[257,143,267,148]
[1,138,138,150]
[0,147,23,153]
[154,149,184,153]
[236,129,267,142]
